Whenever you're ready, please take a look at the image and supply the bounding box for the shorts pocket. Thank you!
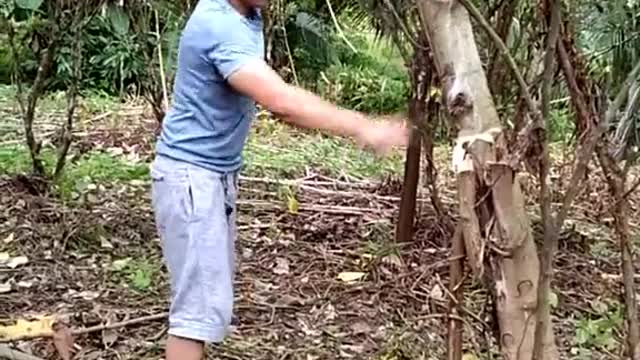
[151,169,195,223]
[150,162,189,185]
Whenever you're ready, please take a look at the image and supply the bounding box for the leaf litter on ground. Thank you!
[0,102,638,359]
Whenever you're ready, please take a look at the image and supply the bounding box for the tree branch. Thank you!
[533,1,562,357]
[554,57,640,232]
[458,0,538,119]
[54,15,82,180]
[6,20,26,116]
[540,0,562,120]
[611,82,640,161]
[381,0,425,52]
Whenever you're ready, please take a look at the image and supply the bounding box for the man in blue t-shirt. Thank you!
[150,0,407,358]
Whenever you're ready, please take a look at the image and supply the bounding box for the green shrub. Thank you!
[548,107,575,143]
[316,63,408,114]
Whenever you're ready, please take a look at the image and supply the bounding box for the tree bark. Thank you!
[417,1,558,358]
[396,34,433,243]
[396,127,421,243]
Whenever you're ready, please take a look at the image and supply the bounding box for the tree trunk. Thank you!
[417,1,558,358]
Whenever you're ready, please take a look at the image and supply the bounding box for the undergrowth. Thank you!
[0,112,404,200]
[0,145,149,200]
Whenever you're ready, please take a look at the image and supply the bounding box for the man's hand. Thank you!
[353,118,408,156]
[226,59,408,155]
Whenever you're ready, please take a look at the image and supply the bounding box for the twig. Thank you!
[0,345,44,360]
[295,185,433,204]
[380,0,425,51]
[276,0,299,85]
[540,0,562,121]
[154,9,169,112]
[238,175,378,190]
[415,313,463,322]
[71,312,168,336]
[237,200,389,216]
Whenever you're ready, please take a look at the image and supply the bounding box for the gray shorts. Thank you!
[150,154,237,343]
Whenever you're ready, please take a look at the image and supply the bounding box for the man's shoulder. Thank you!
[189,0,260,38]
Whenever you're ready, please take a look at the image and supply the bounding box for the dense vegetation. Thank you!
[0,1,409,115]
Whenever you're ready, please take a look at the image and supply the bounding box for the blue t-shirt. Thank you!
[156,0,264,173]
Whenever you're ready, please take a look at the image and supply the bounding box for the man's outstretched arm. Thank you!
[226,59,408,155]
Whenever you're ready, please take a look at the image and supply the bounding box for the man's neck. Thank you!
[226,0,251,16]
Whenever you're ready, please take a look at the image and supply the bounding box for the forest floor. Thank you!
[0,90,639,359]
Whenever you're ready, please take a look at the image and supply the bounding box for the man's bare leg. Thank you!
[166,335,204,360]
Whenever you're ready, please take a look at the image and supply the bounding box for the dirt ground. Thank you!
[1,116,639,359]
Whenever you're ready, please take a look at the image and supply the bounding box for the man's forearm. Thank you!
[226,60,370,139]
[270,84,368,139]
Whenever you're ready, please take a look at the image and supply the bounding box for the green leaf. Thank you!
[287,195,299,214]
[107,5,129,35]
[575,328,590,345]
[129,269,151,290]
[0,1,14,17]
[111,258,131,271]
[549,291,559,308]
[15,0,42,10]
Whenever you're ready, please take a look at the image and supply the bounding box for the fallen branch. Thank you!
[447,227,464,360]
[239,175,378,190]
[237,200,390,216]
[0,312,167,343]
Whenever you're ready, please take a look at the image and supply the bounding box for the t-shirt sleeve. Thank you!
[206,26,262,80]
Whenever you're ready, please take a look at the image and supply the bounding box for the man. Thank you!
[150,0,408,358]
